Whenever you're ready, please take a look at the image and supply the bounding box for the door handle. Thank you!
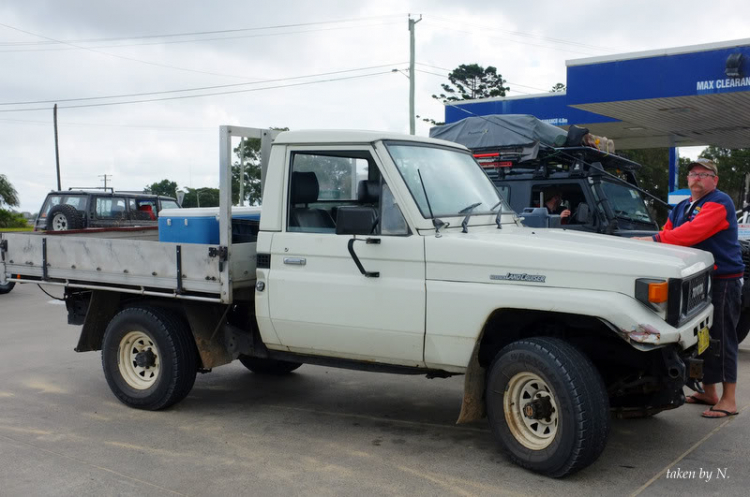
[283,257,306,266]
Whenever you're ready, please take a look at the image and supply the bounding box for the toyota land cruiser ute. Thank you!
[1,126,713,477]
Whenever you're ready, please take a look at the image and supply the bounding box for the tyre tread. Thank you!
[487,337,610,477]
[102,306,197,411]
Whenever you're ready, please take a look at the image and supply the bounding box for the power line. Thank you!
[426,15,618,52]
[415,69,532,95]
[0,70,395,113]
[0,63,406,107]
[0,15,405,47]
[0,21,402,53]
[0,117,212,131]
[421,22,602,56]
[414,64,554,93]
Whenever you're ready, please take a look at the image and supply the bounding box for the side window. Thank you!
[135,199,158,220]
[95,197,127,218]
[40,195,61,218]
[62,195,86,210]
[531,184,590,224]
[159,200,179,211]
[287,153,370,233]
[287,152,409,236]
[380,183,409,235]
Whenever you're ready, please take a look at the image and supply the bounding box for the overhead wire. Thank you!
[0,21,402,53]
[0,70,395,113]
[0,63,407,107]
[0,14,405,46]
[0,20,403,82]
[415,63,556,94]
[421,21,602,56]
[426,14,618,52]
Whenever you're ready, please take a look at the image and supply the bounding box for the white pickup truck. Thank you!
[1,126,714,477]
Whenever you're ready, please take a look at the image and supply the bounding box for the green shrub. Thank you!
[0,209,29,228]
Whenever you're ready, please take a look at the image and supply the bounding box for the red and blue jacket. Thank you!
[653,189,744,278]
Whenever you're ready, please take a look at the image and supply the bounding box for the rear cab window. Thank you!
[95,197,128,219]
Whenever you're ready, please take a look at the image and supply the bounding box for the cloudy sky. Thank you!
[1,0,748,213]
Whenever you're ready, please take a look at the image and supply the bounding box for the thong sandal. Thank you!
[701,407,739,418]
[686,394,716,406]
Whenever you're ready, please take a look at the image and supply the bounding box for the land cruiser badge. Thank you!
[491,273,546,283]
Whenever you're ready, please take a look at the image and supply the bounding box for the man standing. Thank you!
[638,158,743,418]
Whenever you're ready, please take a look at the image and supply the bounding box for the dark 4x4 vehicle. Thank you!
[34,189,180,231]
[431,114,750,343]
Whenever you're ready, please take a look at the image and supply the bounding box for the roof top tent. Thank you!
[429,114,643,175]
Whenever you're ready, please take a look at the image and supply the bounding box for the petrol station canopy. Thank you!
[444,38,750,151]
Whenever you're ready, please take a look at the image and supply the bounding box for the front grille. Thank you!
[678,269,711,324]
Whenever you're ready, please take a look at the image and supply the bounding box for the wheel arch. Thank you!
[74,291,237,370]
[457,308,627,424]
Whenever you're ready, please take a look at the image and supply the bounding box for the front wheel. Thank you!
[0,281,15,294]
[102,307,198,410]
[486,337,610,477]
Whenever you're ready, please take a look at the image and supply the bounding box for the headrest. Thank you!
[357,180,380,204]
[291,171,320,204]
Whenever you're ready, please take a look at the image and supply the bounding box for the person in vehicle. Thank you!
[543,189,571,223]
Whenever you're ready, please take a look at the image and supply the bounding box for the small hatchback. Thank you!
[34,189,181,231]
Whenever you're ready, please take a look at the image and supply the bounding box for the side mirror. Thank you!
[335,206,378,235]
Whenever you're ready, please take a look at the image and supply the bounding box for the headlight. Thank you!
[635,278,669,313]
[636,270,711,327]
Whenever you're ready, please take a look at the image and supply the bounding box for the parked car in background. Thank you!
[34,189,181,231]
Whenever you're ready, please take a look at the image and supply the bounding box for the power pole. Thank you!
[99,174,112,190]
[238,138,245,206]
[408,14,422,135]
[53,104,61,190]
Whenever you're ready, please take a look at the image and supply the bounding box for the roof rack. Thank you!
[67,186,115,193]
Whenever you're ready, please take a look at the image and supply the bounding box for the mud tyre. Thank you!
[238,356,302,375]
[47,204,84,231]
[486,337,610,477]
[102,307,197,410]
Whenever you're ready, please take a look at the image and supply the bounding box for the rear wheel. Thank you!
[0,281,15,294]
[238,356,302,375]
[102,307,197,410]
[47,204,84,231]
[486,337,610,477]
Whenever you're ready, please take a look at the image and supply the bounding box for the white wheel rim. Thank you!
[118,331,160,390]
[504,372,559,450]
[51,213,68,231]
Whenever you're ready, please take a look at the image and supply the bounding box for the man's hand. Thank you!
[633,236,654,241]
[560,209,571,220]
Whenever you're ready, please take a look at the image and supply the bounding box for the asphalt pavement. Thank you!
[1,282,749,496]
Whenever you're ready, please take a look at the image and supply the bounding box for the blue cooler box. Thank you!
[158,207,261,244]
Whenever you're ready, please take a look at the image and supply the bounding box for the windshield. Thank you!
[600,180,656,225]
[385,142,506,218]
